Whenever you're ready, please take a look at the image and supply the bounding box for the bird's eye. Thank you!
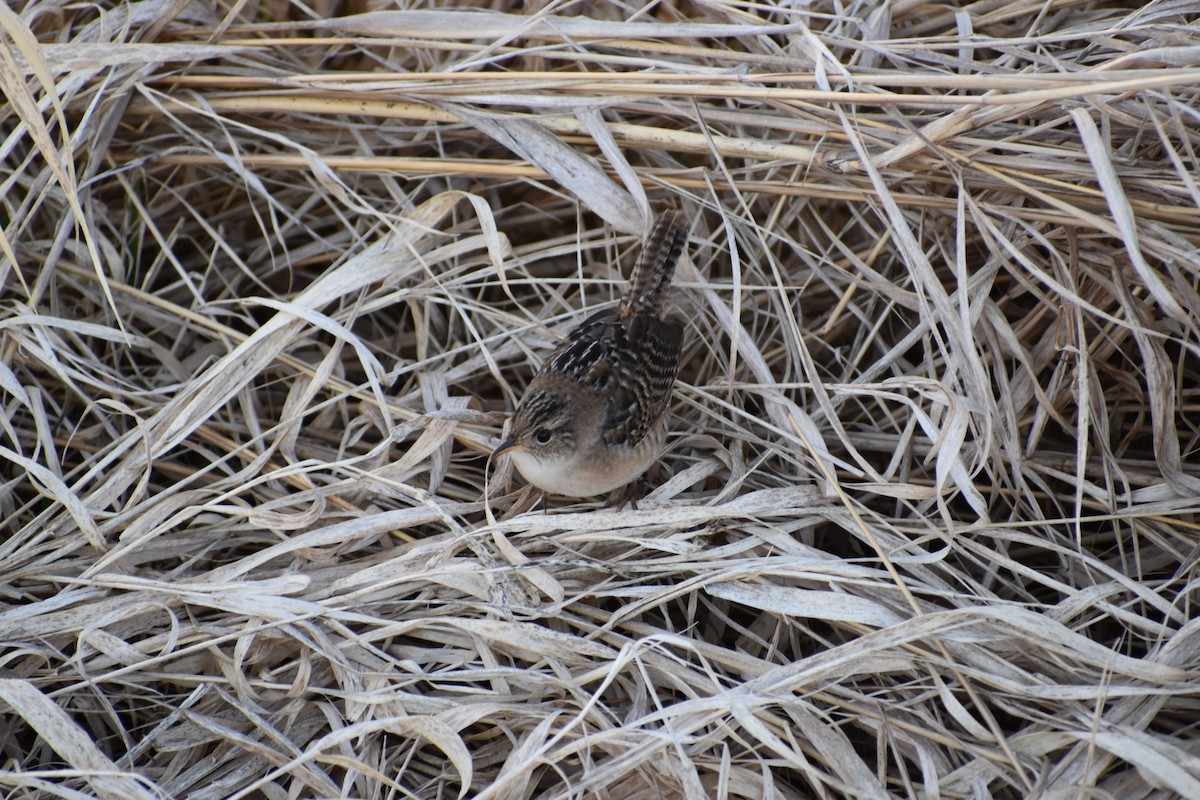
[534,429,553,444]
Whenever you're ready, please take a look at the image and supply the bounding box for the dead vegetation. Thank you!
[2,1,1200,798]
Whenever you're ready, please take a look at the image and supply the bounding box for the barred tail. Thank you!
[618,211,685,318]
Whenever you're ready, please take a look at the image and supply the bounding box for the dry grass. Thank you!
[3,1,1200,798]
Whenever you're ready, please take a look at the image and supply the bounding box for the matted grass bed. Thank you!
[3,1,1200,798]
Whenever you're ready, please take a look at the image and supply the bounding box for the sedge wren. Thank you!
[492,212,686,498]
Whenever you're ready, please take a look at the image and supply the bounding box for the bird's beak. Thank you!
[491,438,518,459]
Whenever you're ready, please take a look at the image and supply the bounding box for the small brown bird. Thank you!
[492,212,686,498]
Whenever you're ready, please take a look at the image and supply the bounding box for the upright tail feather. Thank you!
[618,211,685,318]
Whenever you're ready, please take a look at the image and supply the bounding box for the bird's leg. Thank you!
[607,479,643,510]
